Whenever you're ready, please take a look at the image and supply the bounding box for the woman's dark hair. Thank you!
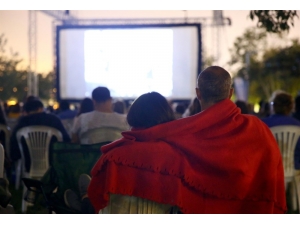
[127,92,175,129]
[77,98,94,116]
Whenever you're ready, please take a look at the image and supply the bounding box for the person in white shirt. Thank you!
[71,87,129,144]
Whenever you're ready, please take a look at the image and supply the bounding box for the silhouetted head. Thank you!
[92,87,111,103]
[23,99,44,114]
[59,100,70,111]
[127,92,175,129]
[78,98,94,116]
[235,100,249,114]
[196,66,233,109]
[272,92,294,115]
[113,100,126,114]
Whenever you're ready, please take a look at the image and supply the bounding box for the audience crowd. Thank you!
[1,64,300,214]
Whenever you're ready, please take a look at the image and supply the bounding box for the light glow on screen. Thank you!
[84,29,173,97]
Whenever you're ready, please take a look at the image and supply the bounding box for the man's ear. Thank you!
[196,88,201,100]
[229,88,234,99]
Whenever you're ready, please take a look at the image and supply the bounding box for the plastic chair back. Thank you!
[270,125,300,178]
[80,126,123,144]
[16,126,63,178]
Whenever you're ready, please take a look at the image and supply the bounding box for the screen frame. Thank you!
[55,23,202,103]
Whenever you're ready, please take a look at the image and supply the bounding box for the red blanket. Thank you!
[88,99,287,213]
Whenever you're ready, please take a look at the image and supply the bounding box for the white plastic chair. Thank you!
[0,124,11,157]
[80,126,123,145]
[15,125,63,213]
[270,125,300,211]
[99,194,173,214]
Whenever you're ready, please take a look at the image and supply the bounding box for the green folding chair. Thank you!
[23,141,110,214]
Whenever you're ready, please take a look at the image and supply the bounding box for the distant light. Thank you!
[53,88,57,93]
[48,99,54,106]
[0,87,3,91]
[254,103,260,113]
[53,102,59,110]
[7,100,17,106]
[13,87,17,92]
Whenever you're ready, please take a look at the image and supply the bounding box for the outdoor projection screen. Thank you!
[56,24,202,101]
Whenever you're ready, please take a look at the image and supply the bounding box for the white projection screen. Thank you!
[56,24,202,102]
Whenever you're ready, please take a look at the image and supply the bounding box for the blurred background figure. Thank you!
[56,100,78,137]
[293,95,300,121]
[56,100,77,120]
[174,103,186,119]
[261,91,300,170]
[235,100,249,114]
[182,97,202,118]
[76,98,94,117]
[113,99,127,114]
[257,100,271,119]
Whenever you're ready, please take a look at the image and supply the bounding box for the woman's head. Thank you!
[127,92,175,129]
[78,98,94,116]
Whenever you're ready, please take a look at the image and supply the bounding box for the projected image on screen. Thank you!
[84,29,173,97]
[58,25,200,100]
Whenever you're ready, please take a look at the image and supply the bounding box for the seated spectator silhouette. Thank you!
[235,100,249,114]
[261,91,300,170]
[182,97,202,117]
[0,101,11,176]
[293,95,300,121]
[56,100,77,120]
[77,98,94,117]
[9,99,70,173]
[64,91,176,213]
[71,87,129,144]
[88,66,286,214]
[174,103,186,119]
[113,99,127,114]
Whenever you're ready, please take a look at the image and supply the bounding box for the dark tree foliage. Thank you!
[249,10,298,33]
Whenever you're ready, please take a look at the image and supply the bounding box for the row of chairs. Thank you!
[13,125,123,213]
[2,123,300,213]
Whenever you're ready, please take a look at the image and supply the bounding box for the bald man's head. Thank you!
[197,66,232,104]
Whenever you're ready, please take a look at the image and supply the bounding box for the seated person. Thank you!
[88,66,286,214]
[56,100,77,120]
[77,98,94,117]
[9,99,70,172]
[261,91,300,169]
[71,87,129,144]
[65,92,176,213]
